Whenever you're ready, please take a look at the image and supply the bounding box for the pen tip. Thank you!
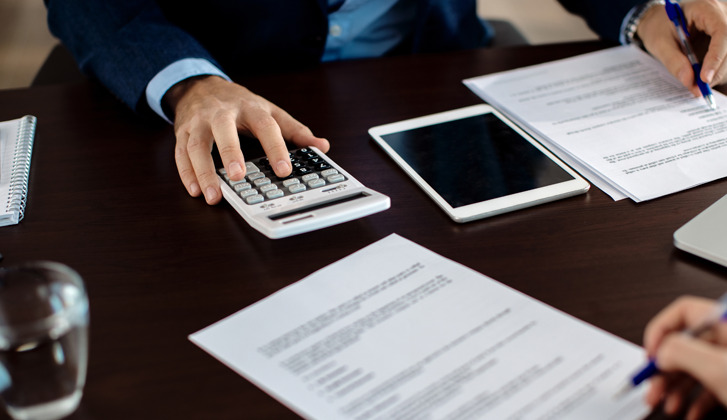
[707,95,717,110]
[612,382,633,400]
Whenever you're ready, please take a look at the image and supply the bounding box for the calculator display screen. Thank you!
[379,113,575,208]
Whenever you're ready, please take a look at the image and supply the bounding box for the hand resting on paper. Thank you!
[643,295,727,420]
[164,75,330,205]
[637,0,727,97]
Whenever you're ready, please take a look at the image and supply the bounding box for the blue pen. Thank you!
[615,292,727,398]
[665,0,717,110]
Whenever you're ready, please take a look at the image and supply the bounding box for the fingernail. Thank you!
[276,160,291,174]
[229,161,244,179]
[678,68,689,84]
[205,187,218,202]
[320,138,331,151]
[704,69,715,84]
[190,182,201,196]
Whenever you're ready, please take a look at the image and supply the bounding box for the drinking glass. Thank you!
[0,262,89,420]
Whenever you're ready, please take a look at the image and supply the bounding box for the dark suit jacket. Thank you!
[45,0,642,113]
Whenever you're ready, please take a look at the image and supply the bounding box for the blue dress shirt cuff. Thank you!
[145,58,231,124]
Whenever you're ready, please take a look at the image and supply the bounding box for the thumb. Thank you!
[272,107,330,153]
[656,334,727,405]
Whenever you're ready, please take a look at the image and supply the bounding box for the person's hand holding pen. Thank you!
[637,0,727,99]
[641,295,727,420]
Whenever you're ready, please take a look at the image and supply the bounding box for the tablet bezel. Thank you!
[368,104,590,223]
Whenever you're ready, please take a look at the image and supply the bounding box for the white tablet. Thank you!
[369,105,589,223]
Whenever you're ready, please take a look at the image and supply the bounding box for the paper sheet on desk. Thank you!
[464,45,727,202]
[190,234,650,420]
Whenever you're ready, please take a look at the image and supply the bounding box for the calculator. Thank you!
[217,147,390,239]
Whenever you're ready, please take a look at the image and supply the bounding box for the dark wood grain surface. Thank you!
[1,41,726,419]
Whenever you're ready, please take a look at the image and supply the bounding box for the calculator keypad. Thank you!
[219,148,347,205]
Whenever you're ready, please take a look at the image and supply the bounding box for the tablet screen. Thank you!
[378,113,575,208]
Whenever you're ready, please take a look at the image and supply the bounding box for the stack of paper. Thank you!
[191,234,650,419]
[464,46,727,202]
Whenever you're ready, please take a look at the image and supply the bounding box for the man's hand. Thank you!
[164,75,330,204]
[638,0,727,97]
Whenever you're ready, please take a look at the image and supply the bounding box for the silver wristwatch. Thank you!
[621,0,667,46]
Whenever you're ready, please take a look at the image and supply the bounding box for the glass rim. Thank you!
[0,261,89,332]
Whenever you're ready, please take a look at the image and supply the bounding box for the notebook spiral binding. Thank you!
[6,115,36,221]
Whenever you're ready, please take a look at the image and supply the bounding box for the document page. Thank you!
[190,234,650,420]
[464,46,727,202]
[0,118,19,218]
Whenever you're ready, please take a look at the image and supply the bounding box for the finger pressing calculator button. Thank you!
[307,178,326,188]
[288,184,306,193]
[245,194,264,204]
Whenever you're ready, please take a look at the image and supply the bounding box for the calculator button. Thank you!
[245,194,264,204]
[307,178,326,188]
[265,190,285,199]
[301,173,319,182]
[288,184,306,193]
[321,169,338,177]
[253,178,271,187]
[326,174,345,183]
[315,162,332,171]
[247,172,265,181]
[233,182,252,192]
[283,178,300,187]
[245,162,260,174]
[296,167,313,176]
[240,189,258,198]
[228,177,248,186]
[259,184,277,193]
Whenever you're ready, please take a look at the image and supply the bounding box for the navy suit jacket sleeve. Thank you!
[46,0,646,114]
[557,0,643,42]
[45,0,220,111]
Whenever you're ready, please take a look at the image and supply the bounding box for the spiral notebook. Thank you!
[0,115,36,227]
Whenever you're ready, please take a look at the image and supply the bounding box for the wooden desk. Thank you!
[1,41,726,419]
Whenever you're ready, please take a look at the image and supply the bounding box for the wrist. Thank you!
[163,75,226,118]
[622,0,666,47]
